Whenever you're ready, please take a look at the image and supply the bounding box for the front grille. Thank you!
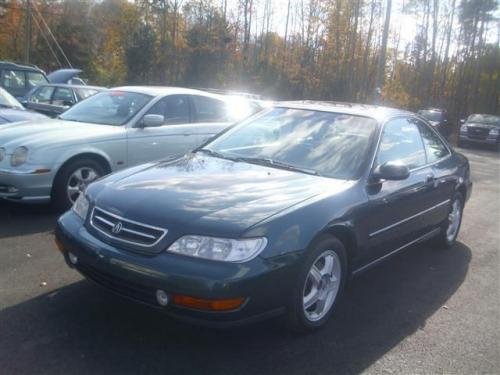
[90,207,167,250]
[76,262,158,306]
[467,126,489,139]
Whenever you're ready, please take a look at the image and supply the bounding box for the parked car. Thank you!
[0,61,49,99]
[0,87,48,124]
[417,108,452,138]
[23,84,104,117]
[459,114,500,150]
[0,86,258,209]
[55,102,472,332]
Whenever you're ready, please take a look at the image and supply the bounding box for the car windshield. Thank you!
[60,91,152,126]
[202,107,378,179]
[468,114,500,126]
[0,87,23,109]
[419,110,442,122]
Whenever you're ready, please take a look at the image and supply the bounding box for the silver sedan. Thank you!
[0,86,258,209]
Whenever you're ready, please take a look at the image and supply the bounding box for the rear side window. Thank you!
[2,70,25,89]
[52,87,75,106]
[377,118,426,169]
[192,95,227,122]
[31,86,54,103]
[413,119,449,163]
[27,72,48,88]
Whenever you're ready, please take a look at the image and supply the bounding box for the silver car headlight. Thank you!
[10,146,29,166]
[72,194,89,220]
[167,235,267,262]
[460,124,467,132]
[489,128,499,136]
[0,147,5,162]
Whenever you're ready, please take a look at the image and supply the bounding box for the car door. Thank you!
[51,86,76,115]
[26,86,56,116]
[414,118,455,230]
[126,94,194,166]
[362,117,441,263]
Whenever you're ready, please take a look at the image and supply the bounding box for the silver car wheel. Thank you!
[303,250,341,322]
[446,199,461,243]
[67,167,99,204]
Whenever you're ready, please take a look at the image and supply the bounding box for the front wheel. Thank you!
[435,192,464,248]
[287,235,347,333]
[52,158,106,211]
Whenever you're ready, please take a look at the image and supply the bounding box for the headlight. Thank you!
[0,147,5,162]
[167,235,267,262]
[10,146,28,166]
[489,128,499,136]
[72,194,89,220]
[460,124,467,132]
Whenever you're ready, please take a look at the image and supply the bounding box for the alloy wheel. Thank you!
[302,250,341,322]
[66,167,100,204]
[446,199,462,243]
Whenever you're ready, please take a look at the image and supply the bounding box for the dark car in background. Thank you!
[0,87,48,125]
[459,114,500,150]
[23,84,104,117]
[56,102,472,332]
[418,108,452,139]
[0,61,49,99]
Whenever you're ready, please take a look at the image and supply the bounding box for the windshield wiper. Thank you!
[236,156,321,176]
[196,148,241,161]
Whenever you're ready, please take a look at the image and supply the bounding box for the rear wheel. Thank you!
[52,158,106,211]
[287,235,347,333]
[435,192,464,248]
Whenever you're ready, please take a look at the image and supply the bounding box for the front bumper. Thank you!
[0,167,55,203]
[459,133,499,146]
[55,211,301,327]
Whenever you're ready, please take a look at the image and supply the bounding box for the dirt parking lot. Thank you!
[0,147,498,374]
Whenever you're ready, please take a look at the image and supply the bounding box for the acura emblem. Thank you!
[111,222,123,234]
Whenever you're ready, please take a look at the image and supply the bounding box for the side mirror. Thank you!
[142,114,165,127]
[372,161,410,181]
[460,119,466,124]
[62,100,74,107]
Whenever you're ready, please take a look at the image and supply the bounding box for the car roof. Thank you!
[111,86,227,100]
[36,83,104,90]
[0,61,46,73]
[275,100,414,122]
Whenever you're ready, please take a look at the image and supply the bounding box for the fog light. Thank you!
[156,290,169,306]
[68,252,78,265]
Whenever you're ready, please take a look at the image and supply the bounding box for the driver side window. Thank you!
[145,95,190,126]
[377,118,426,170]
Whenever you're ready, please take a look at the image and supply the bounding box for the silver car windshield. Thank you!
[203,107,378,179]
[468,114,500,126]
[60,91,152,126]
[0,87,23,109]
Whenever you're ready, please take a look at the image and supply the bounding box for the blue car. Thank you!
[0,87,48,125]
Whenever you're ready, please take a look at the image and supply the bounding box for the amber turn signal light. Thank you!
[172,294,245,311]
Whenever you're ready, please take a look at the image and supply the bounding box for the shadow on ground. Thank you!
[0,200,59,239]
[0,241,471,375]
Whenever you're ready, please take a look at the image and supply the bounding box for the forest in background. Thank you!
[0,0,498,123]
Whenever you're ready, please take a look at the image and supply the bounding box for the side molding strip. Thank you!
[352,227,441,276]
[369,199,450,237]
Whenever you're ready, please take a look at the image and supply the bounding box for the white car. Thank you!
[0,86,259,209]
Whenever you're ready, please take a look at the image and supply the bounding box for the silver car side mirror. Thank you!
[142,114,165,127]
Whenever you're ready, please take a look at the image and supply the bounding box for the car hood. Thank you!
[90,154,352,237]
[0,119,124,149]
[47,69,82,84]
[0,108,47,124]
[466,122,499,129]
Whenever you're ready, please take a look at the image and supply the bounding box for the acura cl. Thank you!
[55,102,472,332]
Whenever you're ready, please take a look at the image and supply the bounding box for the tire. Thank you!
[434,192,464,248]
[287,235,347,333]
[52,158,106,211]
